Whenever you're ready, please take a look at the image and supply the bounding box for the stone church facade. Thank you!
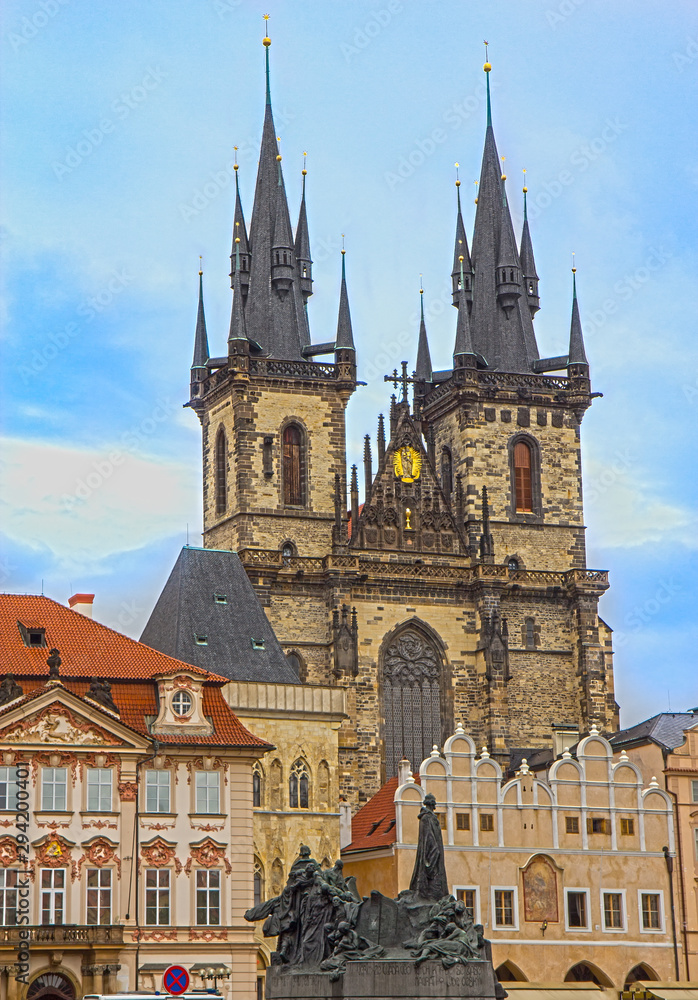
[187,34,617,809]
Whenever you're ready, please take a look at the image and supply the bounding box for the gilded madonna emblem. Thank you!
[393,445,422,483]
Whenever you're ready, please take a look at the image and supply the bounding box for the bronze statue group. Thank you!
[246,793,486,978]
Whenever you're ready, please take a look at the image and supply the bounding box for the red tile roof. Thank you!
[2,595,219,680]
[343,773,421,853]
[0,596,270,749]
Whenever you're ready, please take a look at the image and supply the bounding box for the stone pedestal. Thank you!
[266,959,500,1000]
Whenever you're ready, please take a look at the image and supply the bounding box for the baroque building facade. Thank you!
[187,33,618,809]
[0,594,269,1000]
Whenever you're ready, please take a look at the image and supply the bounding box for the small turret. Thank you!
[377,413,386,465]
[228,236,249,366]
[363,435,372,505]
[451,166,473,309]
[334,246,356,388]
[295,156,313,303]
[229,159,251,297]
[567,266,589,376]
[479,485,495,564]
[270,154,295,296]
[453,259,477,379]
[415,284,432,383]
[495,172,522,317]
[519,174,539,318]
[190,262,210,405]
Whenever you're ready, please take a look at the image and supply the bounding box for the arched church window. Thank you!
[281,541,295,565]
[513,440,533,512]
[215,428,227,514]
[508,558,519,572]
[286,650,306,683]
[289,759,310,809]
[282,424,305,506]
[440,447,452,499]
[252,763,263,808]
[382,627,445,778]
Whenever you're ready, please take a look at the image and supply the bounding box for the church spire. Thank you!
[519,171,540,318]
[244,20,309,359]
[229,155,250,297]
[295,154,313,303]
[415,283,432,381]
[335,246,355,350]
[567,264,589,369]
[468,52,539,372]
[190,261,209,403]
[451,165,473,309]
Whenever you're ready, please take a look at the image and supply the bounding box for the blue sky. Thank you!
[1,0,696,727]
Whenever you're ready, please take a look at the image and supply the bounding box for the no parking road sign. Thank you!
[163,965,190,996]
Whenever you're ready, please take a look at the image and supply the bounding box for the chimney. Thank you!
[397,757,413,785]
[68,593,94,618]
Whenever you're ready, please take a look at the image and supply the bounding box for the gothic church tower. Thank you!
[188,39,617,809]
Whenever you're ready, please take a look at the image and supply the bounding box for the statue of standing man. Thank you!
[409,792,449,901]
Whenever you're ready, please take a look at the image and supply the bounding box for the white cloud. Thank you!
[584,455,697,550]
[0,436,200,571]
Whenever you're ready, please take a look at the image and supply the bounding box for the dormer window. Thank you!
[172,691,193,717]
[18,623,47,648]
[213,594,228,605]
[194,634,208,646]
[251,638,266,651]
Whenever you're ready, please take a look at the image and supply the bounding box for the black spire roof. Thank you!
[241,40,310,360]
[140,546,301,684]
[335,251,355,350]
[467,68,539,372]
[191,270,209,370]
[415,290,432,380]
[568,272,588,366]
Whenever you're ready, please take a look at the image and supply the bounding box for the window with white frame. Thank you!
[145,868,170,925]
[0,870,18,925]
[196,868,221,925]
[602,890,624,930]
[454,886,479,923]
[565,888,590,930]
[41,767,67,811]
[144,770,171,813]
[40,869,65,924]
[86,868,111,924]
[86,768,112,811]
[639,891,663,931]
[0,767,18,811]
[172,690,193,716]
[691,779,698,803]
[195,771,220,814]
[492,888,517,928]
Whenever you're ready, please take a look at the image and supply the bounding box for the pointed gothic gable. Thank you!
[351,404,465,555]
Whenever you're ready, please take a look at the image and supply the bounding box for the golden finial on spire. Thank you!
[419,273,423,295]
[572,251,576,274]
[235,221,240,245]
[474,180,478,204]
[455,161,460,188]
[276,135,282,162]
[263,13,271,46]
[199,255,203,277]
[500,155,506,181]
[341,233,345,256]
[233,145,239,171]
[302,151,307,176]
[522,167,527,194]
[483,40,491,73]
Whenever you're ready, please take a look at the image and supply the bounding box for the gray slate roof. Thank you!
[609,712,697,752]
[140,546,300,684]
